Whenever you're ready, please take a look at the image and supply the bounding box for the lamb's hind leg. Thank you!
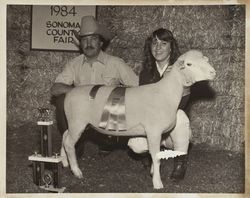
[147,130,163,189]
[60,130,69,167]
[63,122,86,178]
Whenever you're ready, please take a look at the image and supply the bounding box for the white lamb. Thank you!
[60,50,216,189]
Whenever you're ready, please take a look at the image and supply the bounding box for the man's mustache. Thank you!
[84,46,95,50]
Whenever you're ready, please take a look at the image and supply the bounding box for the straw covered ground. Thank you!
[6,124,244,193]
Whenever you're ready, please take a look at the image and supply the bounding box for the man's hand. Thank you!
[51,83,74,96]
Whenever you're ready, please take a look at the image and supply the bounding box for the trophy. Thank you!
[28,108,65,193]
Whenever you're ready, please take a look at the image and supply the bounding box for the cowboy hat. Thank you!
[73,15,114,41]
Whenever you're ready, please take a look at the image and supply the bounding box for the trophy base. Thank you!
[28,154,64,192]
[40,185,66,193]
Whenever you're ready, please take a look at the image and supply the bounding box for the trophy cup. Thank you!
[28,108,66,193]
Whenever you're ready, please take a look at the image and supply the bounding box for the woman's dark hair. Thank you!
[142,28,180,74]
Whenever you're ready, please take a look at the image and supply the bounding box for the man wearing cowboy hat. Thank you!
[51,15,138,155]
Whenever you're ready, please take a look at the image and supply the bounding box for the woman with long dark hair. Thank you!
[140,28,180,84]
[128,28,191,181]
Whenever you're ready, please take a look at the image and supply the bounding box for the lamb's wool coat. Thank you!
[61,50,216,189]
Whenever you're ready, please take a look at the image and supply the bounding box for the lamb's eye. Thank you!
[187,63,192,66]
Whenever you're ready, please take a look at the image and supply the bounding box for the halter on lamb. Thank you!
[61,50,216,189]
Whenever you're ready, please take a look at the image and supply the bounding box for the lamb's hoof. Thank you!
[72,168,83,179]
[153,181,164,189]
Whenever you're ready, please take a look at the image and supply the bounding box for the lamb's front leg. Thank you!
[147,130,163,189]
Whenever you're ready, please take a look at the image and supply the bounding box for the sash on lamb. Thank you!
[98,87,126,132]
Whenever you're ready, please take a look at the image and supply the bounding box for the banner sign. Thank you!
[31,5,96,51]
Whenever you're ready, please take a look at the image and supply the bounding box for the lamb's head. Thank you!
[175,50,216,86]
